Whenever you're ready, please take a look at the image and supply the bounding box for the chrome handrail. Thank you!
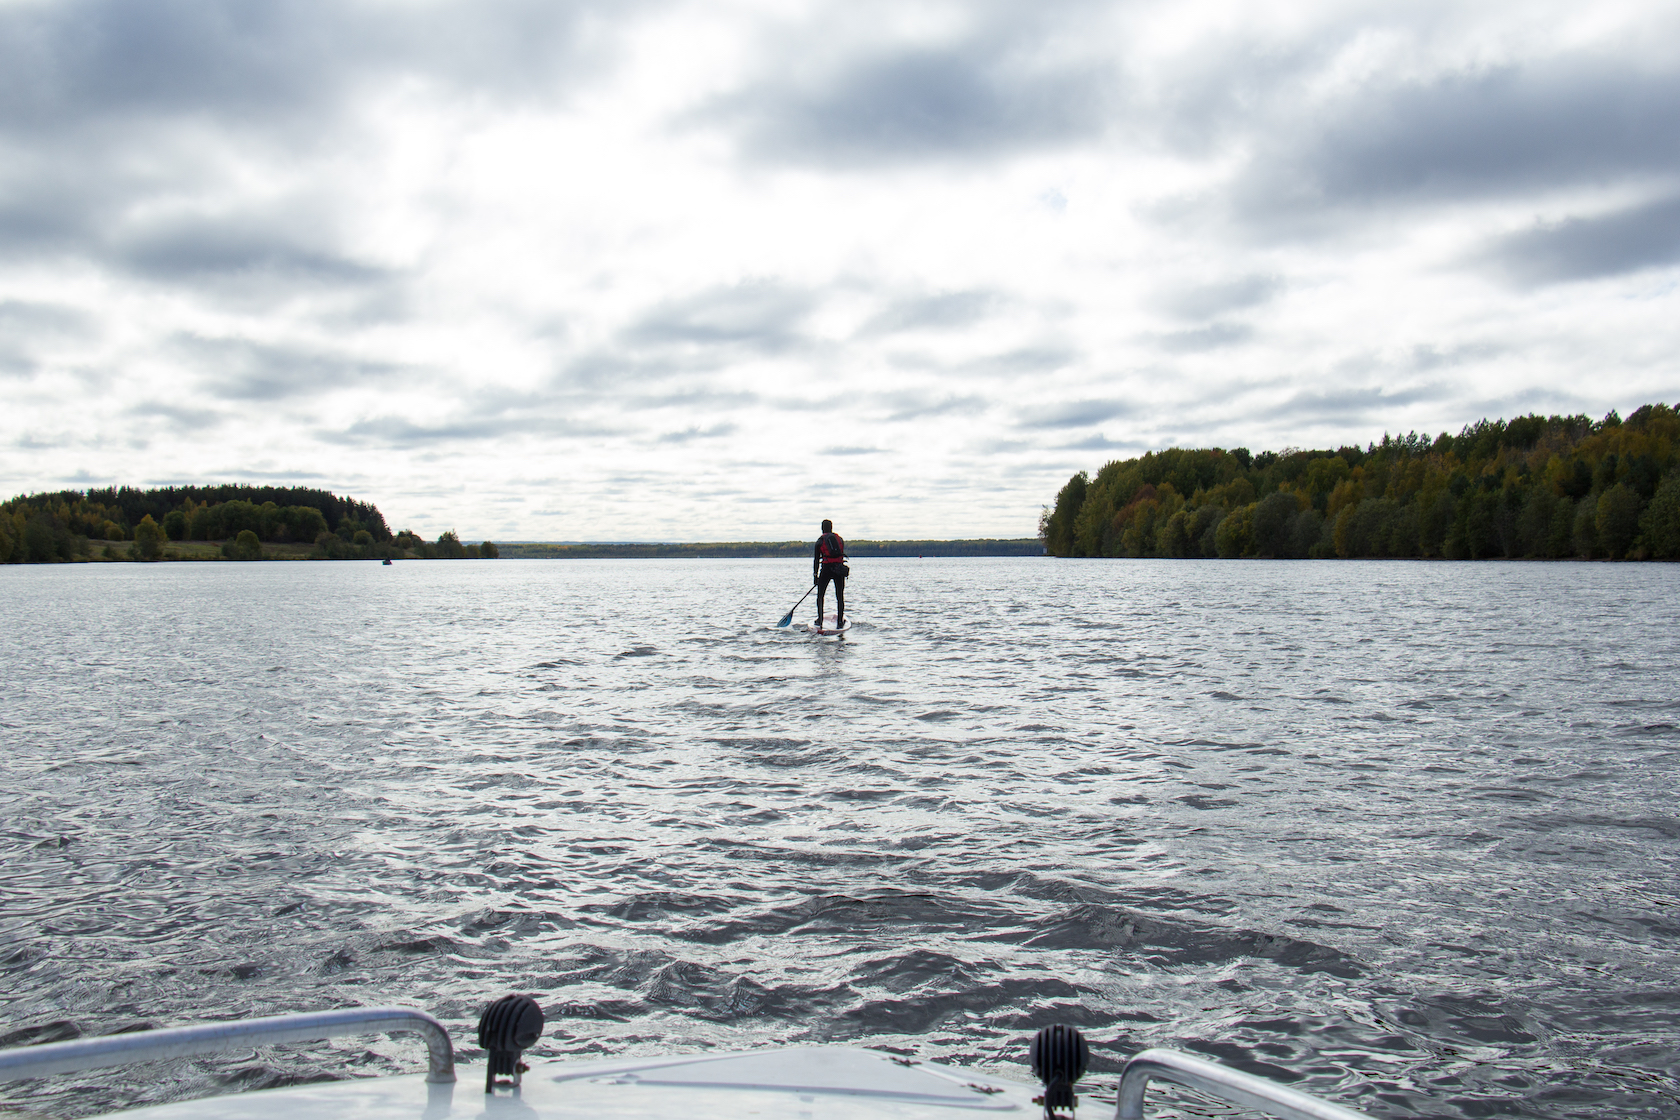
[1116,1048,1367,1120]
[0,1006,455,1084]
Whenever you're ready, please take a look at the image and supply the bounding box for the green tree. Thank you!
[132,514,166,561]
[1044,472,1088,556]
[1418,490,1456,556]
[312,530,351,560]
[257,501,284,540]
[1331,505,1356,557]
[1639,476,1680,559]
[1595,483,1643,558]
[1251,491,1298,557]
[1193,505,1223,556]
[437,530,466,559]
[220,500,260,537]
[1386,504,1421,557]
[289,506,328,542]
[222,529,263,560]
[189,504,221,540]
[1516,487,1556,556]
[1546,497,1575,558]
[1347,498,1402,557]
[24,516,61,562]
[1572,498,1599,558]
[162,509,188,540]
[1215,504,1254,558]
[1464,491,1500,559]
[1155,510,1193,557]
[480,540,500,559]
[1289,508,1324,558]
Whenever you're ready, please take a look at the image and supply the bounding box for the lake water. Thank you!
[2,557,1677,1118]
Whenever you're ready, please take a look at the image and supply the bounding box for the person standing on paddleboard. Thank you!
[813,519,848,630]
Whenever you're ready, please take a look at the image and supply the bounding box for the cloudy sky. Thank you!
[2,0,1677,541]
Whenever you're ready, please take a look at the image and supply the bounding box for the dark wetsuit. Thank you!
[814,531,846,627]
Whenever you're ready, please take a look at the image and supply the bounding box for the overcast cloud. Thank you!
[2,0,1676,541]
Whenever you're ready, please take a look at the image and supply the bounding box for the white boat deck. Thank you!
[112,1046,1039,1119]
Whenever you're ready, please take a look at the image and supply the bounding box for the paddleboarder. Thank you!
[813,519,848,630]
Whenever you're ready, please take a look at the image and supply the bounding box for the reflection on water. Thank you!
[1,558,1677,1117]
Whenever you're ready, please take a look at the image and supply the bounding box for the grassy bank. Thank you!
[85,540,332,561]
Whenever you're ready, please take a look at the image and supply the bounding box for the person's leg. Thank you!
[815,572,830,624]
[835,575,845,626]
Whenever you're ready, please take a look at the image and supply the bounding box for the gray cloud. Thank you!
[1260,384,1443,424]
[0,0,643,302]
[623,388,761,413]
[657,423,739,443]
[1059,433,1150,451]
[338,412,616,448]
[0,299,91,335]
[164,467,337,483]
[1229,56,1680,228]
[1482,193,1680,286]
[1153,275,1281,320]
[623,281,816,354]
[127,400,226,428]
[118,219,387,285]
[174,335,401,401]
[700,3,1117,167]
[0,163,394,298]
[712,52,1110,165]
[872,391,989,423]
[1155,322,1254,353]
[0,162,111,255]
[965,345,1077,377]
[0,300,92,375]
[861,290,1000,334]
[1409,342,1504,371]
[0,0,632,137]
[1016,399,1129,429]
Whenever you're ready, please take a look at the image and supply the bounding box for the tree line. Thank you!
[1041,403,1680,561]
[0,485,498,564]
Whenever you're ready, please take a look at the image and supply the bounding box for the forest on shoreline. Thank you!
[1042,403,1680,560]
[1,482,1034,565]
[0,485,498,564]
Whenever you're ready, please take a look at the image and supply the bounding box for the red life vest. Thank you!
[817,532,845,563]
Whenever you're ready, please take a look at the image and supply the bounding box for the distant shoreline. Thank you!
[497,539,1044,559]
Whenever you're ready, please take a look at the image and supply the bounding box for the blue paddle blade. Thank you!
[776,611,794,627]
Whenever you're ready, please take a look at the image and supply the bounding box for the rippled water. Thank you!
[2,558,1678,1118]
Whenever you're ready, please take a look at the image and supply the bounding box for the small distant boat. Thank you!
[0,997,1370,1119]
[382,558,393,565]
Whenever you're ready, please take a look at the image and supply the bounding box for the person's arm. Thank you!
[814,540,821,581]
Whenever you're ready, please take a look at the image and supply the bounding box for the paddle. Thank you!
[776,583,816,628]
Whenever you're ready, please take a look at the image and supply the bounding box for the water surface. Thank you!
[1,558,1677,1117]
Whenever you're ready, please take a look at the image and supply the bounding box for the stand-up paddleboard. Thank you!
[802,615,852,636]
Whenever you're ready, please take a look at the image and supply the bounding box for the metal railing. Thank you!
[1116,1048,1368,1120]
[0,1007,455,1084]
